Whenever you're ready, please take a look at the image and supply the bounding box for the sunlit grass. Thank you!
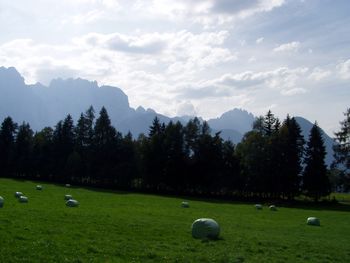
[0,178,349,262]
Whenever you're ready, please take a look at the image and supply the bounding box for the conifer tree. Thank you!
[303,123,330,201]
[14,122,34,177]
[0,117,17,177]
[333,108,350,191]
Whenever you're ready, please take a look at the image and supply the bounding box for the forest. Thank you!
[0,106,349,202]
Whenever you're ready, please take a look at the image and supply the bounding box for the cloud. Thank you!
[308,67,331,81]
[143,0,286,27]
[176,101,197,116]
[36,65,79,86]
[256,37,264,44]
[68,10,106,25]
[207,67,310,95]
[273,41,300,52]
[174,84,234,99]
[336,59,350,79]
[209,0,285,16]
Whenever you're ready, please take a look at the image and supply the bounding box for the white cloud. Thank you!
[256,37,264,44]
[308,67,331,81]
[142,0,286,27]
[209,67,309,95]
[336,59,350,79]
[273,41,300,52]
[176,101,197,116]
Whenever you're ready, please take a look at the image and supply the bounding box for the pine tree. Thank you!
[264,110,277,136]
[0,117,18,177]
[32,127,54,180]
[14,122,34,178]
[93,107,118,186]
[142,117,166,191]
[303,123,330,201]
[333,108,350,191]
[52,115,75,182]
[279,116,304,199]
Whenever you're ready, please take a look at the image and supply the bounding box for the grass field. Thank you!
[0,178,350,263]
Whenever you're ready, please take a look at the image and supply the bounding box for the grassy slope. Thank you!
[0,178,350,263]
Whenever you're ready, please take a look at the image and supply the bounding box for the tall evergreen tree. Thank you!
[141,117,167,191]
[236,131,266,197]
[75,106,95,184]
[332,108,350,191]
[264,110,277,136]
[14,122,34,178]
[163,121,186,192]
[52,115,75,182]
[0,117,18,177]
[279,116,304,199]
[32,127,54,180]
[303,123,331,201]
[93,107,118,186]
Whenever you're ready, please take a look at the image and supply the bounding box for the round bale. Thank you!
[64,194,73,200]
[65,184,71,188]
[66,199,79,207]
[0,196,4,207]
[269,205,277,211]
[191,218,220,239]
[181,201,189,208]
[19,196,28,203]
[307,217,320,226]
[36,185,43,190]
[255,204,263,210]
[15,192,23,198]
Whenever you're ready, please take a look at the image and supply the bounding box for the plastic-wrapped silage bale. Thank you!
[66,199,79,207]
[269,205,277,211]
[19,196,28,203]
[36,185,43,190]
[255,204,263,210]
[191,218,220,239]
[15,192,23,198]
[307,217,320,226]
[64,194,73,200]
[181,201,189,208]
[0,196,4,207]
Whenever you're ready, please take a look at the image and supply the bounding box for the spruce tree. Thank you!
[0,117,18,177]
[93,107,118,186]
[279,116,305,199]
[333,108,350,191]
[303,123,330,201]
[14,122,34,178]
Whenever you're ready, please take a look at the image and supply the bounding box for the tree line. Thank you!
[1,106,348,201]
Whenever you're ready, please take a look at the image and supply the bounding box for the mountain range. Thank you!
[0,66,334,165]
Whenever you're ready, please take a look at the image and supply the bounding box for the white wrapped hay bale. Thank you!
[269,205,277,211]
[64,194,73,200]
[15,192,24,198]
[36,185,43,190]
[191,218,220,239]
[65,184,71,188]
[307,217,320,226]
[0,196,4,207]
[255,204,263,210]
[19,196,28,203]
[181,201,189,208]
[66,199,79,207]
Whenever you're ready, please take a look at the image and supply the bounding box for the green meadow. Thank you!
[0,178,349,263]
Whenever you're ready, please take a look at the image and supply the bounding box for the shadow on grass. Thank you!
[3,176,350,212]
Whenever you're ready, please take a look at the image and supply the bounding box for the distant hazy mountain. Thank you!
[0,66,334,165]
[208,109,255,135]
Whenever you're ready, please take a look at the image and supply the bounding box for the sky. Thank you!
[0,0,349,134]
